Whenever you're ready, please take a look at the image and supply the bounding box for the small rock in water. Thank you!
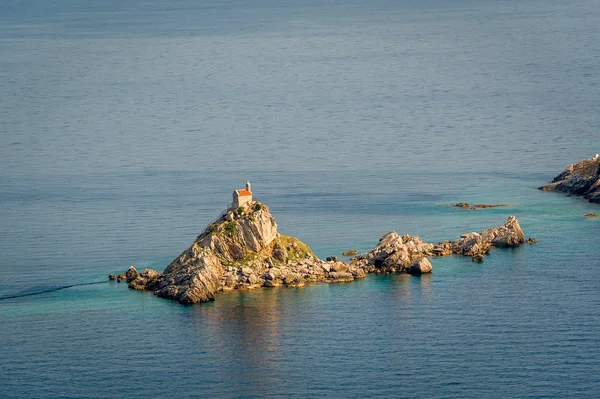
[108,274,117,281]
[526,237,537,244]
[472,254,484,262]
[585,213,598,218]
[342,249,359,256]
[406,257,433,275]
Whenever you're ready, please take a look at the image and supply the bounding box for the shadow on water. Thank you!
[0,281,106,301]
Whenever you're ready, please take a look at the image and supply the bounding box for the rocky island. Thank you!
[540,155,600,203]
[116,182,530,304]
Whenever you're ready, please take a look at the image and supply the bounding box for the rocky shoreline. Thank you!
[114,201,531,304]
[540,155,600,203]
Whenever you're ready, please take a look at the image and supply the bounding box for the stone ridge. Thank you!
[540,155,600,203]
[120,201,528,304]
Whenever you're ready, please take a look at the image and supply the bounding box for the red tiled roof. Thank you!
[238,189,252,196]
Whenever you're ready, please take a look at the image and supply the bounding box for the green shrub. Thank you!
[224,221,237,236]
[253,203,262,212]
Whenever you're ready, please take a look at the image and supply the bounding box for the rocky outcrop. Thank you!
[117,200,528,304]
[354,216,525,271]
[480,215,525,247]
[540,155,600,203]
[352,232,434,273]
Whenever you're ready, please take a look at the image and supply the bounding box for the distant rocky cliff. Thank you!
[540,155,600,203]
[121,201,528,304]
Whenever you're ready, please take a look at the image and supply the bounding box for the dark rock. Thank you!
[108,274,117,281]
[540,156,600,203]
[472,254,484,262]
[453,203,506,210]
[526,237,537,244]
[326,256,338,262]
[125,266,139,283]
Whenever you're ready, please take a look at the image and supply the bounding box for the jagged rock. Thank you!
[354,216,526,272]
[356,231,434,272]
[432,241,453,256]
[480,216,525,247]
[453,232,490,256]
[129,268,162,291]
[406,258,432,275]
[540,156,600,203]
[125,266,139,283]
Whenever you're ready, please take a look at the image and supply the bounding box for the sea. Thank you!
[1,0,600,397]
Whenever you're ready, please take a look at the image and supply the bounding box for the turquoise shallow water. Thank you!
[1,0,600,398]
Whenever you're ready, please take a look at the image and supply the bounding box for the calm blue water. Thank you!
[1,0,600,397]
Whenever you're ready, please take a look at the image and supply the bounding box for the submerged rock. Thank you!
[472,254,484,263]
[453,203,506,210]
[540,156,600,203]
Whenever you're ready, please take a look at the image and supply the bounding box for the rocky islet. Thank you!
[115,201,528,304]
[540,155,600,203]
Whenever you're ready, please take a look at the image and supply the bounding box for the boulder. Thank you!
[472,254,484,262]
[406,258,432,275]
